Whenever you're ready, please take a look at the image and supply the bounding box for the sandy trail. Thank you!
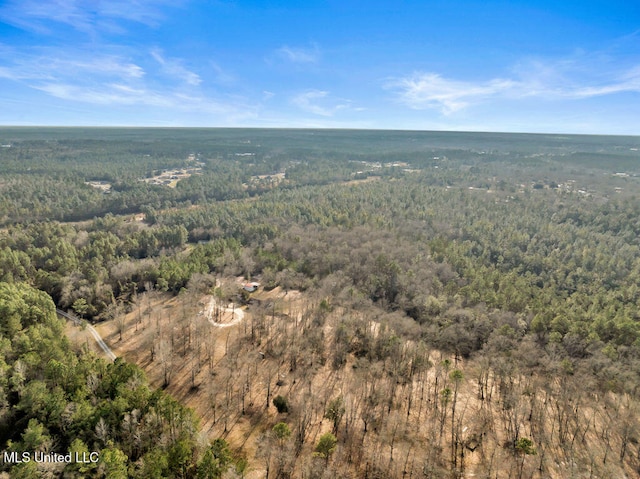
[58,309,116,361]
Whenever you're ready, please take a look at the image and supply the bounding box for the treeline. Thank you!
[0,138,192,178]
[0,282,241,478]
[8,128,635,226]
[0,218,245,319]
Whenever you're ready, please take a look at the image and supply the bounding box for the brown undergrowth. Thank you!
[86,284,637,479]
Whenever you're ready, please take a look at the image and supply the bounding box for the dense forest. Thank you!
[1,128,640,478]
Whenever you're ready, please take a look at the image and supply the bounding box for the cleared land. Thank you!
[90,282,633,479]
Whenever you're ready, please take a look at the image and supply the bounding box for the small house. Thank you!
[243,282,260,293]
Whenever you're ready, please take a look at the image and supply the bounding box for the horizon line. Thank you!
[0,125,638,138]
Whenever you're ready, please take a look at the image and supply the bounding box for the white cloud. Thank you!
[94,0,181,26]
[275,44,320,64]
[387,63,640,114]
[569,67,640,99]
[33,81,258,121]
[0,45,259,123]
[292,89,352,117]
[60,57,146,79]
[34,82,167,106]
[151,49,201,86]
[388,73,518,114]
[0,65,44,81]
[0,0,181,34]
[209,62,236,85]
[0,48,145,82]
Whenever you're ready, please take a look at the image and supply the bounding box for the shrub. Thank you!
[273,395,289,413]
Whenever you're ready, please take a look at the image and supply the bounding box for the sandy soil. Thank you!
[201,296,245,327]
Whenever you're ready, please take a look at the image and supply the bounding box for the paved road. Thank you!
[56,309,117,361]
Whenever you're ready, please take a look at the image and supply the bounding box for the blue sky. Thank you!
[0,0,639,133]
